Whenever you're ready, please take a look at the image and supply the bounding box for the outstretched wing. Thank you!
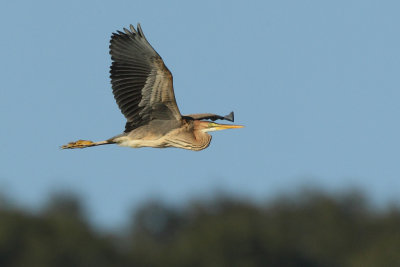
[109,24,181,132]
[183,112,235,122]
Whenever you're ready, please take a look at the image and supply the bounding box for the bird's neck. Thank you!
[192,131,212,151]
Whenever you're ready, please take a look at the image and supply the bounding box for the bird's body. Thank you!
[113,119,211,151]
[62,24,242,151]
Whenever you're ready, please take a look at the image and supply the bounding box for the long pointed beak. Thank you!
[206,122,244,132]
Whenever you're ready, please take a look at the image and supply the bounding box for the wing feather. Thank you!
[182,112,235,122]
[110,24,181,131]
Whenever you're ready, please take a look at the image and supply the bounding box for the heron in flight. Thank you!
[62,24,243,151]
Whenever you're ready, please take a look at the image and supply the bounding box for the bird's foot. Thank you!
[61,140,94,149]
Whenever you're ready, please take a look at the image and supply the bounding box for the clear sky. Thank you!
[1,0,400,229]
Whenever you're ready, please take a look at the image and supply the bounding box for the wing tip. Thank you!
[137,23,146,39]
[130,24,137,33]
[112,23,140,37]
[224,111,234,122]
[111,23,148,41]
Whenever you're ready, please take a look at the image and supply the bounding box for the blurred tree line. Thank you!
[1,190,400,267]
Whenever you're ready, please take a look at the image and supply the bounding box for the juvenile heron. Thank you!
[62,24,243,151]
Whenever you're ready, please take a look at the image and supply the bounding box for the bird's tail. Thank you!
[61,139,113,149]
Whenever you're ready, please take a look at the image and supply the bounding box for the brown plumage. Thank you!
[62,24,243,151]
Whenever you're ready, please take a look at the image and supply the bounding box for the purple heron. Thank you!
[62,24,243,151]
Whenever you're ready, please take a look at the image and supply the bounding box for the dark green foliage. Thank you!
[0,194,127,267]
[1,190,400,267]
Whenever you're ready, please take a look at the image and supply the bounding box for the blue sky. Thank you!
[1,0,400,229]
